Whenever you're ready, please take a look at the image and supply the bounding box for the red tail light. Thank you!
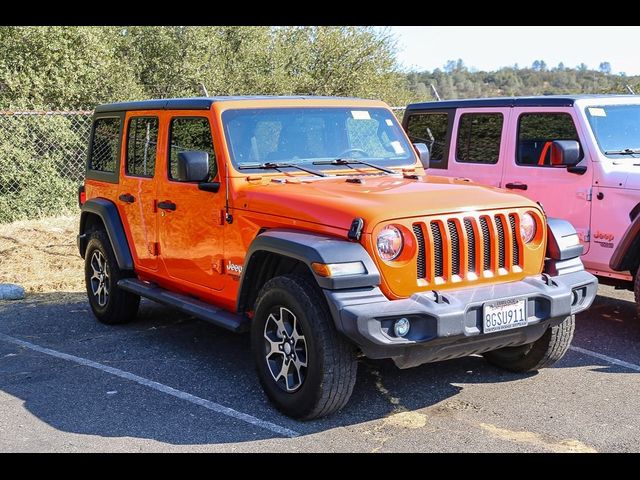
[78,185,86,207]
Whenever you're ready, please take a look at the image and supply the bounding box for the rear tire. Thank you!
[84,229,140,325]
[251,274,357,420]
[483,315,575,372]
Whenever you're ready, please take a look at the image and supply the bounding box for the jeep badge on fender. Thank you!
[77,96,597,419]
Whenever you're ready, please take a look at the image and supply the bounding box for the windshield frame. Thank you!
[220,106,418,174]
[583,102,640,159]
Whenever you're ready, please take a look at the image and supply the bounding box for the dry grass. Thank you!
[0,215,84,293]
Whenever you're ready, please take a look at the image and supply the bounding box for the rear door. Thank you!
[502,108,593,252]
[446,108,511,187]
[118,113,160,271]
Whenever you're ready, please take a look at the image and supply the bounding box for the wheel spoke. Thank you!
[262,305,308,392]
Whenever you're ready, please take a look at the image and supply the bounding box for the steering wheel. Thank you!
[337,147,369,158]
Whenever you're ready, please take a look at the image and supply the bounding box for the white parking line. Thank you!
[0,333,300,438]
[569,346,640,372]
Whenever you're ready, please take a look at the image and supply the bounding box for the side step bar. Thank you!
[117,278,249,333]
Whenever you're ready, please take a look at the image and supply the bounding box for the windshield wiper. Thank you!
[238,162,326,177]
[312,158,397,175]
[605,148,640,155]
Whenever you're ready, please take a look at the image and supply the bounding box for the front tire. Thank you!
[84,229,140,325]
[483,315,575,372]
[251,274,357,420]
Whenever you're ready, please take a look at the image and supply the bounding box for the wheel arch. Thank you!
[78,198,134,271]
[610,213,640,274]
[236,229,380,315]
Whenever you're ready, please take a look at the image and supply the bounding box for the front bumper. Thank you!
[324,269,597,368]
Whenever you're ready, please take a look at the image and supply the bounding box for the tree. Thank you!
[0,26,412,109]
[599,62,612,74]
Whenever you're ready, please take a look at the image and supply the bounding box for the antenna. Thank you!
[200,83,209,97]
[626,84,636,95]
[430,83,442,101]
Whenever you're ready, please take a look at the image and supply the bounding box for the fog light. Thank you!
[394,317,410,337]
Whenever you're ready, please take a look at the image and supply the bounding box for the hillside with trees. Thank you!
[406,59,640,102]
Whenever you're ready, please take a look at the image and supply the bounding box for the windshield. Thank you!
[222,107,415,171]
[585,104,640,157]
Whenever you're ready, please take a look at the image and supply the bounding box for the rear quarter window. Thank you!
[86,115,123,183]
[405,112,450,168]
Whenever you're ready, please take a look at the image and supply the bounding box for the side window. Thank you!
[126,117,159,177]
[456,113,503,164]
[89,117,121,173]
[517,113,581,166]
[168,117,216,180]
[405,113,449,166]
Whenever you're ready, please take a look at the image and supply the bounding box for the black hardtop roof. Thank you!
[94,95,364,113]
[405,94,640,111]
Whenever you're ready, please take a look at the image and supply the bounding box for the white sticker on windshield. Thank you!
[390,141,405,154]
[351,110,371,120]
[385,119,393,126]
[589,107,607,117]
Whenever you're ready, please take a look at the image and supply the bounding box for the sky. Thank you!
[388,26,640,75]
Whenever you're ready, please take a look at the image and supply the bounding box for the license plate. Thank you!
[483,298,527,333]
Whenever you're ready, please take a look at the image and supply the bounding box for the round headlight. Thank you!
[377,225,404,261]
[520,213,537,244]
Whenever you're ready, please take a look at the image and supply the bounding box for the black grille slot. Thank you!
[509,214,520,266]
[447,220,460,276]
[431,222,444,278]
[413,224,426,279]
[495,215,506,269]
[480,217,491,271]
[464,218,476,273]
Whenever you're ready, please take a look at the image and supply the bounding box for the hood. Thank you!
[595,159,640,190]
[234,174,540,232]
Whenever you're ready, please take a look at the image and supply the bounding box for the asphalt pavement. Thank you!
[0,285,638,452]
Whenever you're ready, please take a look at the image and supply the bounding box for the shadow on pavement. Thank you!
[0,290,636,445]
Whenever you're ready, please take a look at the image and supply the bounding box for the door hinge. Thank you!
[579,230,591,242]
[577,188,592,201]
[148,242,159,256]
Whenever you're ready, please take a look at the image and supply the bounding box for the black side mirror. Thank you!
[413,143,430,169]
[551,140,581,167]
[177,151,210,182]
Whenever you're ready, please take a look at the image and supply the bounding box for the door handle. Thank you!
[118,193,135,203]
[157,200,177,211]
[505,182,528,191]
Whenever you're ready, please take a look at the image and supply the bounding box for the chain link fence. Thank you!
[0,107,408,224]
[0,111,93,223]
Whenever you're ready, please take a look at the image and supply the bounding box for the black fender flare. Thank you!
[78,198,134,271]
[610,214,640,272]
[236,229,380,313]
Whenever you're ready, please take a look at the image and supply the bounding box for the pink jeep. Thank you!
[403,95,640,312]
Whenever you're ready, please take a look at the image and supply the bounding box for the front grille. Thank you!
[413,212,522,283]
[447,220,460,276]
[509,214,520,266]
[464,218,476,273]
[431,222,444,278]
[413,224,426,279]
[479,217,491,271]
[495,215,506,269]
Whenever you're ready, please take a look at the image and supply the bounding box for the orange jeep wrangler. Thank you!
[78,96,597,419]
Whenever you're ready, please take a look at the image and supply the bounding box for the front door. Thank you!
[118,114,159,271]
[157,114,226,291]
[502,108,593,253]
